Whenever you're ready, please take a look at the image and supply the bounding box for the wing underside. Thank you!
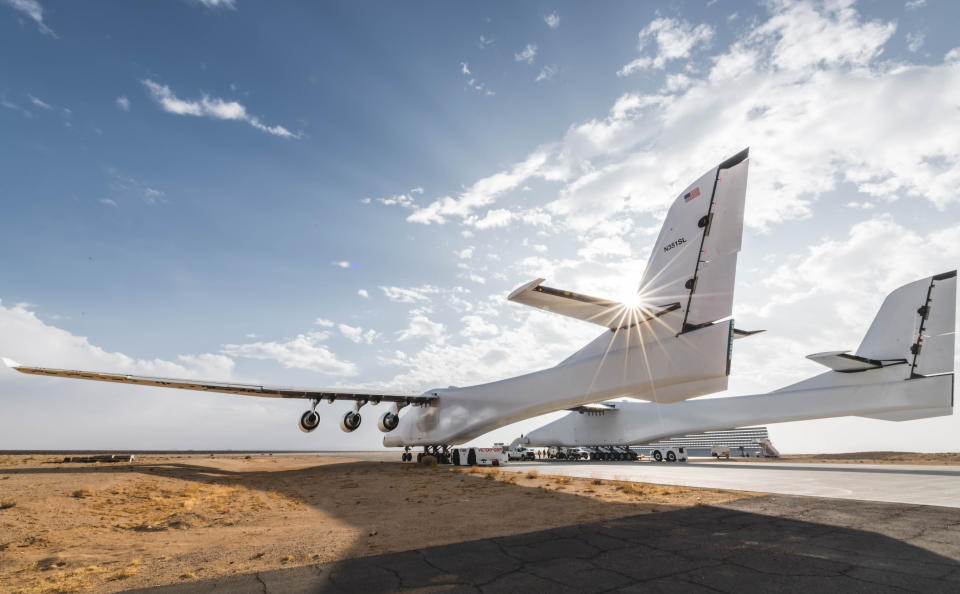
[5,361,433,405]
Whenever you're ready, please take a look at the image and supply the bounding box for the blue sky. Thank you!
[1,0,958,452]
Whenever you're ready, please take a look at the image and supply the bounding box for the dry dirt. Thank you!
[0,454,752,593]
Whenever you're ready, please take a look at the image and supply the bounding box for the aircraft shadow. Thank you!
[126,492,960,593]
[4,458,960,592]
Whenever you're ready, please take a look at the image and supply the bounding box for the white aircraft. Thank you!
[6,149,756,459]
[521,271,957,448]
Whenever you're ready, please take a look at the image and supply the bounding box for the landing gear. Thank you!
[653,450,663,462]
[401,446,412,462]
[666,451,677,462]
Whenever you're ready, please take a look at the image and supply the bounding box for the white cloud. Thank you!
[115,96,130,111]
[3,0,56,37]
[478,35,494,49]
[314,318,334,327]
[357,289,369,299]
[905,0,926,10]
[535,65,558,82]
[221,331,357,376]
[407,150,549,224]
[906,31,924,53]
[947,48,960,63]
[99,198,118,207]
[514,43,538,64]
[0,300,234,381]
[396,312,446,343]
[459,62,495,96]
[141,79,300,138]
[409,0,959,238]
[617,17,714,76]
[27,94,50,109]
[379,285,441,304]
[195,0,236,8]
[338,324,379,345]
[456,247,474,259]
[544,12,560,29]
[473,208,515,229]
[460,315,499,337]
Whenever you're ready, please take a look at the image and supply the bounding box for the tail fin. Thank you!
[637,148,749,334]
[856,271,956,377]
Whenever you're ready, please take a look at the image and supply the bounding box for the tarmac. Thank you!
[132,493,960,593]
[499,460,960,508]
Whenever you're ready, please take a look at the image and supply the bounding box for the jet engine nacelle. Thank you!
[299,410,320,433]
[340,411,362,433]
[378,411,399,433]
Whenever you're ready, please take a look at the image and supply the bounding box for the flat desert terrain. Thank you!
[0,454,750,593]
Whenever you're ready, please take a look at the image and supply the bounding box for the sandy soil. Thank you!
[728,452,960,465]
[0,454,751,593]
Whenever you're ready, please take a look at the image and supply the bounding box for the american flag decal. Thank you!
[683,187,701,202]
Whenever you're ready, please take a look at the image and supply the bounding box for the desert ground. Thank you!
[0,453,751,593]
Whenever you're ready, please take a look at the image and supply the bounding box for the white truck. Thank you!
[711,445,731,460]
[649,447,688,462]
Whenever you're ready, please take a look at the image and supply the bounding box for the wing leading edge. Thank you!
[3,360,434,405]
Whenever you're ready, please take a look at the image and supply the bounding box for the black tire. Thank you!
[467,448,477,466]
[653,450,663,462]
[667,451,677,462]
[416,453,423,463]
[452,450,461,465]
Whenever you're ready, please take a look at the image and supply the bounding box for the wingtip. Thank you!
[2,357,22,369]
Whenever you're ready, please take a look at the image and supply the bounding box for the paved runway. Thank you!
[500,460,960,508]
[135,494,960,593]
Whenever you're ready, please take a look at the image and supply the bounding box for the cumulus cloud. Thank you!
[194,0,236,8]
[115,96,130,111]
[357,289,369,299]
[141,79,300,138]
[617,17,713,76]
[3,0,56,37]
[338,324,379,345]
[221,331,357,376]
[0,300,234,380]
[514,44,538,64]
[396,312,446,343]
[544,12,560,29]
[535,65,558,82]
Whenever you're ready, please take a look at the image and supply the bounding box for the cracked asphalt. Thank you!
[130,493,960,593]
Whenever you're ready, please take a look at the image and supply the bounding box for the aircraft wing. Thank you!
[507,278,680,330]
[2,359,433,405]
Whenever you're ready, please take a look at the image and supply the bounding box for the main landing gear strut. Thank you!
[401,444,451,464]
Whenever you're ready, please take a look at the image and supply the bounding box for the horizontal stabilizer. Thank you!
[507,278,679,329]
[733,328,765,340]
[568,402,618,414]
[806,351,906,372]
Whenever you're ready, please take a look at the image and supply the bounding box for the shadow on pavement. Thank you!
[126,493,960,593]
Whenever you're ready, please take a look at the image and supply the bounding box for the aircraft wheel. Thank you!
[452,450,461,465]
[416,453,423,463]
[667,451,677,462]
[653,451,663,462]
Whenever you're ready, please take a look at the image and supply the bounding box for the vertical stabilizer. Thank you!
[637,148,749,333]
[856,271,957,377]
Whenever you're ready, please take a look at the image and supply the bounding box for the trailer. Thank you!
[451,447,508,466]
